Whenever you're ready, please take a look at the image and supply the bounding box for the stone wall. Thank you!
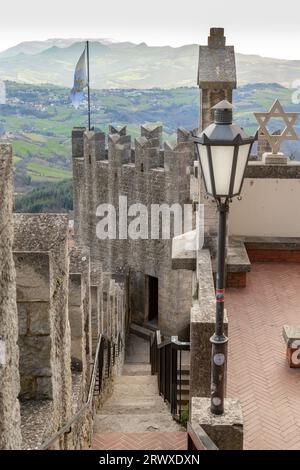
[0,144,22,449]
[72,126,195,339]
[229,162,300,237]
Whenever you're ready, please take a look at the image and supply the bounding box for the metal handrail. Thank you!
[39,333,107,450]
[157,335,190,350]
[187,422,218,450]
[150,329,190,419]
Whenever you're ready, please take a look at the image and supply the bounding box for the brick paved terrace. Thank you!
[227,262,300,450]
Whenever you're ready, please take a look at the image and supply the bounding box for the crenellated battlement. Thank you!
[72,124,195,172]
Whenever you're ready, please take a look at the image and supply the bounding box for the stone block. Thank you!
[72,127,86,159]
[171,230,197,271]
[263,152,288,165]
[191,397,243,450]
[282,324,300,347]
[19,376,36,400]
[18,335,51,377]
[28,302,50,335]
[18,303,28,336]
[36,377,53,399]
[69,273,82,307]
[69,305,84,337]
[282,325,300,368]
[13,252,50,302]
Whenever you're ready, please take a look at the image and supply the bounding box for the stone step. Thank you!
[177,384,189,392]
[107,384,159,399]
[177,367,190,375]
[177,375,189,384]
[115,374,157,385]
[122,363,152,376]
[99,398,169,415]
[177,379,189,386]
[94,413,183,433]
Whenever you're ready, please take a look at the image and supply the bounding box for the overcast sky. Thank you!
[1,0,300,59]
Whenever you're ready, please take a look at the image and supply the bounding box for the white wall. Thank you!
[229,178,300,237]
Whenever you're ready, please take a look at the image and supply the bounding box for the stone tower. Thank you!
[197,28,237,249]
[198,28,236,131]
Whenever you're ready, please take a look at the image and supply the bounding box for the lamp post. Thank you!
[193,100,257,415]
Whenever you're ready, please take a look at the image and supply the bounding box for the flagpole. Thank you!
[86,40,91,130]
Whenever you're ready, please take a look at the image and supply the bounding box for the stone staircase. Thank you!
[92,334,187,450]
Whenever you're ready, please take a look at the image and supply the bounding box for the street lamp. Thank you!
[193,100,257,415]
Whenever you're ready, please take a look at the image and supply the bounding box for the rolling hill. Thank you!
[1,81,299,194]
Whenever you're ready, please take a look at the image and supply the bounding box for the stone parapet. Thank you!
[190,250,228,398]
[245,161,300,178]
[0,144,22,449]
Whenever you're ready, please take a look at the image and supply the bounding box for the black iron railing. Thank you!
[150,330,190,419]
[39,333,117,450]
[187,422,218,450]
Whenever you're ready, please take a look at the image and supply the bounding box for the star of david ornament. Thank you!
[254,100,300,156]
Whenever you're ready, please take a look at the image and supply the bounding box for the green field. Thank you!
[1,81,299,192]
[27,162,72,181]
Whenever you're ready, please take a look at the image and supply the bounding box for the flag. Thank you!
[70,47,87,108]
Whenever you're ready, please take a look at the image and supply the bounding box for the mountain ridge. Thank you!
[0,39,299,89]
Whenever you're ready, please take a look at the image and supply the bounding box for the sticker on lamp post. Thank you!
[0,339,6,366]
[214,353,225,366]
[212,397,222,407]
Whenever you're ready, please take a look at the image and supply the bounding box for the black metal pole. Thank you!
[210,200,229,415]
[86,40,91,131]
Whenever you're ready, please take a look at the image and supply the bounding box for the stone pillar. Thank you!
[69,273,85,371]
[14,214,72,427]
[69,246,91,394]
[90,265,103,341]
[141,124,162,169]
[0,144,22,449]
[91,130,106,161]
[191,397,243,450]
[14,252,53,400]
[90,285,100,354]
[198,28,236,131]
[109,125,131,163]
[102,274,111,335]
[190,250,228,398]
[72,127,86,243]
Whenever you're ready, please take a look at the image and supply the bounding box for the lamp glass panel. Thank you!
[197,144,212,194]
[233,144,251,195]
[210,145,235,196]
